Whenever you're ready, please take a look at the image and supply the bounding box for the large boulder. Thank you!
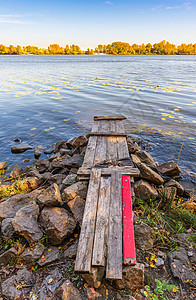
[67,135,88,149]
[1,217,15,240]
[164,179,184,196]
[40,207,76,245]
[134,222,155,250]
[36,183,63,207]
[67,196,85,226]
[157,161,181,176]
[135,150,157,169]
[115,263,145,290]
[62,174,77,186]
[0,161,8,170]
[38,246,60,266]
[12,204,43,245]
[0,247,17,267]
[62,181,88,202]
[64,154,84,168]
[55,280,82,300]
[10,164,22,178]
[34,145,45,159]
[54,140,67,153]
[23,176,42,189]
[34,158,50,173]
[51,155,70,169]
[0,189,41,221]
[138,163,164,185]
[11,143,32,153]
[134,180,158,201]
[20,243,45,263]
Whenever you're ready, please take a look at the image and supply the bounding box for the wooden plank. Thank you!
[92,176,111,266]
[75,168,101,273]
[106,171,122,279]
[82,121,100,168]
[93,121,108,165]
[106,121,118,161]
[94,115,126,121]
[116,121,129,160]
[89,132,126,137]
[77,167,140,177]
[122,175,136,265]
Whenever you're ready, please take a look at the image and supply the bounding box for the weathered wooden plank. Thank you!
[75,168,101,273]
[77,167,140,177]
[116,121,129,160]
[82,121,100,168]
[93,121,108,165]
[122,175,136,265]
[89,132,127,137]
[94,116,126,121]
[92,176,111,266]
[106,171,122,279]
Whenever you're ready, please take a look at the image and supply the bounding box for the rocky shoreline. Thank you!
[0,134,195,299]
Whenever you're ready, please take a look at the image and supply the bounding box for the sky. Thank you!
[0,0,196,49]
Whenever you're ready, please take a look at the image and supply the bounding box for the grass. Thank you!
[0,177,31,200]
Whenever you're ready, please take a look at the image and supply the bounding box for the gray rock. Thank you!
[134,179,158,200]
[134,222,155,250]
[49,174,67,185]
[37,183,63,207]
[40,267,62,295]
[12,204,43,245]
[35,158,50,173]
[66,137,77,148]
[40,207,76,245]
[42,172,52,182]
[1,218,15,240]
[60,148,72,156]
[127,137,140,154]
[0,161,8,170]
[25,168,43,179]
[157,161,181,176]
[0,189,41,221]
[34,145,45,159]
[164,179,184,196]
[54,140,67,153]
[70,135,88,148]
[10,164,22,178]
[67,196,85,226]
[11,143,33,153]
[23,176,42,189]
[20,243,45,263]
[62,174,77,186]
[115,263,145,290]
[155,257,165,267]
[64,243,78,259]
[51,155,71,169]
[1,268,33,299]
[135,150,157,169]
[62,181,88,202]
[168,248,196,284]
[44,144,55,154]
[0,247,17,267]
[131,154,141,164]
[64,153,83,168]
[138,162,164,185]
[55,280,82,300]
[38,246,60,266]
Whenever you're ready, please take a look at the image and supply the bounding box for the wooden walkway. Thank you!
[75,116,139,280]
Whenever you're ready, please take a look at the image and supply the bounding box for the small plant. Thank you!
[142,279,179,299]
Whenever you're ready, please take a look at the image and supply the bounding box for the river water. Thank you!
[0,55,195,181]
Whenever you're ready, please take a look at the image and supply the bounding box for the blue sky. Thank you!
[0,0,195,49]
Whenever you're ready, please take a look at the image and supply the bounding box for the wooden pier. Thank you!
[75,116,140,280]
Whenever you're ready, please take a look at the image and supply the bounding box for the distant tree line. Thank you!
[0,41,196,55]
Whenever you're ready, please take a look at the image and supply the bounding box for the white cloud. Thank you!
[0,19,26,24]
[104,1,113,5]
[166,2,193,10]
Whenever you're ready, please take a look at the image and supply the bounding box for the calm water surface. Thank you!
[0,55,195,180]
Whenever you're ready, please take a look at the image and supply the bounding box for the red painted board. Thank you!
[122,175,136,265]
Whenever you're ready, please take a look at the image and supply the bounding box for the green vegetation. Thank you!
[142,279,179,299]
[0,40,196,55]
[0,177,30,200]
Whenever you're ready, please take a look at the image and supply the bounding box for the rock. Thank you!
[131,154,141,164]
[42,172,52,182]
[127,137,140,154]
[62,181,88,202]
[157,161,181,176]
[60,148,72,156]
[34,159,50,173]
[11,143,33,153]
[39,267,62,296]
[62,174,77,186]
[34,145,45,159]
[155,257,165,267]
[44,144,55,154]
[50,174,67,185]
[10,164,22,178]
[0,247,17,267]
[37,183,63,207]
[64,153,83,168]
[0,189,41,221]
[164,179,184,196]
[51,155,71,169]
[138,162,164,185]
[178,180,195,197]
[86,287,102,299]
[64,243,78,259]
[115,263,144,290]
[71,135,88,148]
[0,161,8,170]
[1,218,15,240]
[25,168,43,179]
[81,267,104,288]
[23,176,42,189]
[135,150,157,169]
[134,180,158,201]
[48,152,61,162]
[54,140,67,153]
[168,248,196,284]
[20,243,45,263]
[12,204,43,245]
[55,280,82,300]
[40,207,76,245]
[1,268,33,299]
[67,196,85,226]
[38,246,60,266]
[134,222,155,250]
[66,137,76,148]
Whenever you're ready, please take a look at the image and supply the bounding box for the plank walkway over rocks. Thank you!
[75,116,139,280]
